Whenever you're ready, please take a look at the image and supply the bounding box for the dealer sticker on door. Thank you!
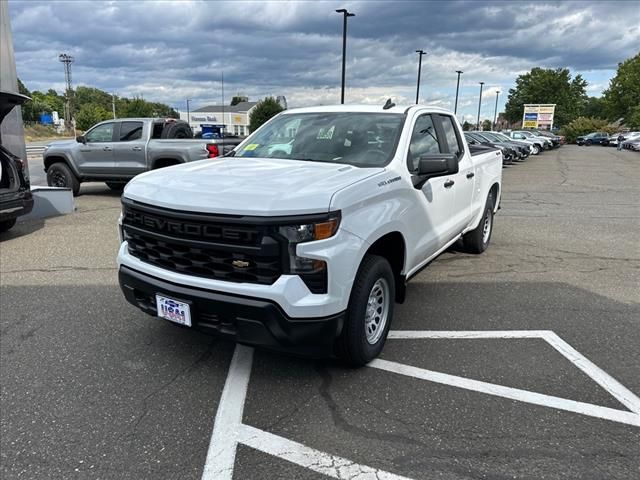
[155,295,192,327]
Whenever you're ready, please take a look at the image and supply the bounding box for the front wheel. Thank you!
[532,145,540,155]
[336,255,395,366]
[585,139,593,146]
[463,193,495,254]
[0,218,17,233]
[47,162,80,196]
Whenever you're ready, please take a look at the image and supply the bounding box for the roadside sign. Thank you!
[522,104,556,130]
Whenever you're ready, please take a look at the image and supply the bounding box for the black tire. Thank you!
[585,139,593,146]
[0,218,17,233]
[336,255,395,366]
[463,192,495,254]
[47,162,80,196]
[105,182,126,192]
[161,122,193,139]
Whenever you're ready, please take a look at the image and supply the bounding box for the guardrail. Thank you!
[26,146,46,156]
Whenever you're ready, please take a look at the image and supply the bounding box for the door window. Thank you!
[439,116,464,158]
[118,121,143,141]
[85,123,114,143]
[407,114,441,172]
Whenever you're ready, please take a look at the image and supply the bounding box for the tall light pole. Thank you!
[493,90,501,130]
[454,70,463,115]
[336,8,355,104]
[476,81,484,130]
[112,93,117,119]
[186,98,191,128]
[415,49,426,104]
[58,53,74,130]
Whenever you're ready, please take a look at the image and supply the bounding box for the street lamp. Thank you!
[476,82,484,130]
[415,49,426,104]
[186,98,191,125]
[493,90,501,131]
[454,70,463,115]
[336,8,355,104]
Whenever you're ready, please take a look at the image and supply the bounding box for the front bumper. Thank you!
[119,265,345,355]
[0,191,34,222]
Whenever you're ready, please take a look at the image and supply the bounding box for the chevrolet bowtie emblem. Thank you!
[232,260,250,269]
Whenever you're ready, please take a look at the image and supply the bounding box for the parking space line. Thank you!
[369,358,640,427]
[388,330,550,339]
[541,331,640,414]
[238,424,414,480]
[201,344,254,480]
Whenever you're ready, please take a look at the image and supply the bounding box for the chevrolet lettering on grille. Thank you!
[126,210,258,243]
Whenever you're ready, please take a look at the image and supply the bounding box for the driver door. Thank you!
[76,122,115,174]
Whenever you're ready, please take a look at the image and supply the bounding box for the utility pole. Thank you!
[112,93,116,119]
[186,98,191,125]
[476,82,485,130]
[454,70,463,115]
[335,8,355,104]
[493,90,500,130]
[58,53,74,130]
[221,71,225,137]
[415,49,426,104]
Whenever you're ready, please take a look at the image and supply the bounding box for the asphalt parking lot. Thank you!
[2,145,639,479]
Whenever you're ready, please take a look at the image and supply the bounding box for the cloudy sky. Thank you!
[9,0,640,123]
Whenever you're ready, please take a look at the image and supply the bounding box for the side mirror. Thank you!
[413,153,459,188]
[76,135,86,144]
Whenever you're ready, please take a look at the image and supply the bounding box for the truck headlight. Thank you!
[277,214,340,293]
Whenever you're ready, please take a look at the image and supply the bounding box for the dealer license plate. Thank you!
[155,295,192,327]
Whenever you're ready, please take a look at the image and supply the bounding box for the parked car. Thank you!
[576,132,610,146]
[508,131,549,153]
[528,129,563,147]
[477,132,530,160]
[490,131,537,155]
[621,133,640,150]
[0,91,33,233]
[117,104,503,365]
[464,132,516,165]
[43,118,242,195]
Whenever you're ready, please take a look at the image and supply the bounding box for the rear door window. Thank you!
[118,121,143,141]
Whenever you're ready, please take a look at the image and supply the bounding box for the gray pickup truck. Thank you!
[43,118,241,195]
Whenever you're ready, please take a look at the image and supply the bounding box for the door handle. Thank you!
[466,172,475,179]
[103,146,112,151]
[132,146,142,151]
[444,180,455,188]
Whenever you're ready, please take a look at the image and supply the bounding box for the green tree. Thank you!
[560,117,615,144]
[602,53,640,123]
[230,95,248,106]
[462,121,473,131]
[75,104,112,131]
[504,67,588,128]
[249,97,284,133]
[481,119,492,131]
[582,96,607,119]
[625,105,640,130]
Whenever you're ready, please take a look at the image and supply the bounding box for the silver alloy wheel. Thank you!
[482,210,492,244]
[364,278,390,344]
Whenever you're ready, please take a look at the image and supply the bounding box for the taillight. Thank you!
[206,144,219,158]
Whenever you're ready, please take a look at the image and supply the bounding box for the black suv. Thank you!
[1,91,33,233]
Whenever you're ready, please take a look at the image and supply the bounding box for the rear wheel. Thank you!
[0,218,17,233]
[336,255,395,366]
[463,192,495,254]
[47,162,80,196]
[105,182,125,192]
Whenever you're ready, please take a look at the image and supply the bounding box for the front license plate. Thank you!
[156,295,192,327]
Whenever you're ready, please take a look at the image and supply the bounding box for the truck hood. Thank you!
[124,157,385,215]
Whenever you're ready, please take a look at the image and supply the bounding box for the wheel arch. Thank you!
[151,157,183,169]
[44,155,79,176]
[363,231,407,303]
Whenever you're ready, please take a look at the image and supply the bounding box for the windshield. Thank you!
[481,132,502,142]
[494,132,518,142]
[235,112,404,167]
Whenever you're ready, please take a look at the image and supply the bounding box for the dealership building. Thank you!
[180,102,257,137]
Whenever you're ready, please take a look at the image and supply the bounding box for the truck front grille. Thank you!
[122,202,283,285]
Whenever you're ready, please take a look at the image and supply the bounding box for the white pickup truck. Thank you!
[117,104,502,365]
